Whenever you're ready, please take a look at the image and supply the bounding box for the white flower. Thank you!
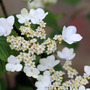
[6,55,22,72]
[35,71,51,90]
[29,8,48,24]
[16,8,30,24]
[37,55,60,71]
[24,66,40,78]
[43,0,57,4]
[79,85,90,90]
[62,26,83,44]
[57,47,75,60]
[28,0,44,9]
[0,16,14,36]
[84,66,90,75]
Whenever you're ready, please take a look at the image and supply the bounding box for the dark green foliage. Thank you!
[61,0,82,5]
[0,60,6,76]
[87,12,90,22]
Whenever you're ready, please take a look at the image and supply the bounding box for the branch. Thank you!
[0,0,8,17]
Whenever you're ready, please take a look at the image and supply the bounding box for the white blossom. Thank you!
[6,55,22,72]
[24,66,40,78]
[79,85,90,90]
[62,26,83,44]
[37,55,60,71]
[35,71,51,90]
[84,66,90,75]
[29,8,48,24]
[0,16,14,36]
[28,0,44,9]
[43,0,57,4]
[57,47,75,60]
[16,8,30,24]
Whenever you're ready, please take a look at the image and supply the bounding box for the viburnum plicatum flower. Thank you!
[29,8,48,24]
[84,66,90,75]
[0,16,14,36]
[24,66,40,78]
[57,47,75,60]
[28,0,44,9]
[62,26,83,44]
[37,55,60,71]
[16,8,30,24]
[6,55,22,72]
[79,85,90,90]
[35,71,51,90]
[43,0,57,4]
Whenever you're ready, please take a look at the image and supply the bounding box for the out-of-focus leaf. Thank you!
[0,78,6,90]
[61,0,82,5]
[55,13,65,19]
[44,9,59,30]
[87,12,90,22]
[10,29,18,36]
[14,15,21,30]
[54,63,63,71]
[62,41,78,49]
[34,55,41,65]
[49,27,62,38]
[0,60,6,76]
[0,30,19,61]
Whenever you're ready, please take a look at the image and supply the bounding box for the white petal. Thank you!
[79,86,85,90]
[32,68,40,78]
[15,64,22,72]
[7,16,15,26]
[8,55,17,64]
[37,65,47,71]
[62,26,77,38]
[57,51,65,59]
[6,64,14,72]
[47,55,55,61]
[84,66,90,75]
[43,71,50,76]
[21,8,28,17]
[53,60,60,66]
[70,34,83,42]
[86,89,90,90]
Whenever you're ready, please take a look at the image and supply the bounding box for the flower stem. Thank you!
[0,0,8,17]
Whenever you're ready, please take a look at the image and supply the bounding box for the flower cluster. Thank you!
[0,7,90,90]
[22,0,57,9]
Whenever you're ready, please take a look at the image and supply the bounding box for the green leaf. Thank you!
[0,60,6,76]
[61,0,82,5]
[87,12,90,22]
[62,41,78,49]
[14,15,21,30]
[0,36,19,61]
[44,9,59,30]
[0,78,6,90]
[54,63,63,71]
[34,55,41,65]
[10,29,18,36]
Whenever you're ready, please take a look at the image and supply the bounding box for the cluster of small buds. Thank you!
[20,21,46,39]
[53,35,63,44]
[16,52,36,67]
[49,68,65,90]
[63,61,78,78]
[34,43,46,55]
[44,38,57,54]
[7,36,26,51]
